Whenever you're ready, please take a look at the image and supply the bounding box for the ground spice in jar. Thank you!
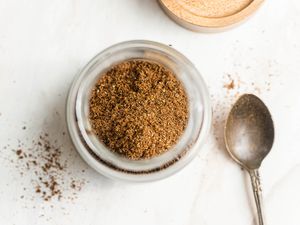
[89,60,188,160]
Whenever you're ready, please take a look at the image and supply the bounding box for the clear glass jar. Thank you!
[66,40,212,182]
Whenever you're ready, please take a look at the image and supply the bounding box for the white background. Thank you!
[0,0,300,224]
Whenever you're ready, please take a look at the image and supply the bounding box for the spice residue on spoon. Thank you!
[89,60,189,160]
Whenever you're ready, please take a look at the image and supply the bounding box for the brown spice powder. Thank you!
[89,60,188,160]
[12,132,86,202]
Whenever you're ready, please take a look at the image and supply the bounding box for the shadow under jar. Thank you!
[66,40,212,182]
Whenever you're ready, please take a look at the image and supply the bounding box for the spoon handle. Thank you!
[249,169,264,225]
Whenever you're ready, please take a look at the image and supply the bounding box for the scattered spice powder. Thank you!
[13,132,86,202]
[89,60,189,160]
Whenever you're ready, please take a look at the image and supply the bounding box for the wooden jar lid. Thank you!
[159,0,264,31]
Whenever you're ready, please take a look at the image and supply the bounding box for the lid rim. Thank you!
[159,0,264,28]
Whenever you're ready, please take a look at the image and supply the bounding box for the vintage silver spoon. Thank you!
[224,94,274,225]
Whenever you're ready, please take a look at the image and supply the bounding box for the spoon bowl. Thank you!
[225,94,274,170]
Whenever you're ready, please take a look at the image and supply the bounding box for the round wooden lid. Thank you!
[159,0,264,31]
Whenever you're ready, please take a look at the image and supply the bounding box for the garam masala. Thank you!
[89,60,188,160]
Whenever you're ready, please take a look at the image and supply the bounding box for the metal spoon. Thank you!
[224,94,274,225]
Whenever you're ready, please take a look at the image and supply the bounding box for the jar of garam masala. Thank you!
[67,40,212,182]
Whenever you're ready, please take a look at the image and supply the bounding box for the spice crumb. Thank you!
[71,181,76,189]
[16,149,22,156]
[35,186,41,193]
[224,80,235,90]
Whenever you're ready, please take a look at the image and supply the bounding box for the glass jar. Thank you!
[66,40,212,182]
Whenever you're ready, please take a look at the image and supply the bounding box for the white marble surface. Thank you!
[0,0,300,224]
